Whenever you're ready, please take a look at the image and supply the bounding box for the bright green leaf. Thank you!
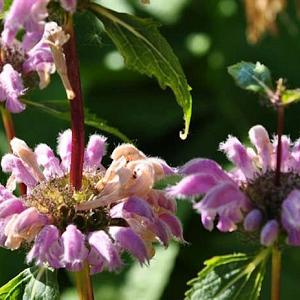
[228,61,273,95]
[154,174,182,190]
[185,249,270,300]
[0,267,59,300]
[119,244,179,300]
[23,99,131,143]
[281,89,300,105]
[89,3,192,140]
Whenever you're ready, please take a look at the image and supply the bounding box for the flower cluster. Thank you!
[0,0,77,112]
[169,124,300,247]
[0,130,182,273]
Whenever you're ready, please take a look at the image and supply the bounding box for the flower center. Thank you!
[24,172,126,233]
[242,170,300,220]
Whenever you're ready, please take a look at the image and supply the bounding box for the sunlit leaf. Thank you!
[119,244,179,300]
[23,99,131,142]
[0,267,59,300]
[185,249,270,300]
[154,174,182,190]
[228,61,273,95]
[89,3,192,140]
[281,89,300,105]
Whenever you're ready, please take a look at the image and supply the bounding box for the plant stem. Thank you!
[271,245,282,300]
[63,15,94,300]
[0,106,27,195]
[275,105,284,186]
[63,15,85,191]
[0,106,15,143]
[74,262,94,300]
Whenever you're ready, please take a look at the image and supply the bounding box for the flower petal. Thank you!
[88,230,121,270]
[219,136,255,179]
[260,220,279,246]
[109,226,148,264]
[179,158,232,182]
[167,173,218,198]
[62,225,88,271]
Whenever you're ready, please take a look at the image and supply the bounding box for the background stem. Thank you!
[74,262,94,300]
[63,15,85,191]
[0,106,15,143]
[271,246,282,300]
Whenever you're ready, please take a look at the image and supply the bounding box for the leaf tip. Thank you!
[179,117,190,140]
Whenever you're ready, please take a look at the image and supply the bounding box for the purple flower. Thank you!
[169,124,300,247]
[0,130,182,273]
[194,182,250,232]
[260,220,279,246]
[0,64,25,113]
[281,190,300,246]
[244,209,263,232]
[2,0,50,50]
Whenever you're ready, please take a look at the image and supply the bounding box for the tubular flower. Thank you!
[0,1,77,113]
[168,124,300,247]
[1,0,77,50]
[0,130,182,273]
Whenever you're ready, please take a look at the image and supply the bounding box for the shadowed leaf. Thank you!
[185,249,270,300]
[89,3,192,139]
[23,99,131,142]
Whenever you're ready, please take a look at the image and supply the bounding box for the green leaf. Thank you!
[228,61,273,95]
[23,99,131,143]
[0,267,59,300]
[154,174,182,190]
[281,89,300,105]
[89,3,192,140]
[119,243,179,300]
[0,0,13,19]
[185,249,271,300]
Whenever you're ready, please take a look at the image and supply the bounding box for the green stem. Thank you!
[74,262,94,300]
[271,246,281,300]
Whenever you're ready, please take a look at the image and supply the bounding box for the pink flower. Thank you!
[0,130,182,272]
[2,0,50,50]
[169,124,300,247]
[0,64,25,113]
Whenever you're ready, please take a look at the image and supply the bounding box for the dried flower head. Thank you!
[169,124,300,247]
[0,130,182,273]
[244,0,286,43]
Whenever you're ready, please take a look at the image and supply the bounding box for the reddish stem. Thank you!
[275,105,284,186]
[1,107,15,142]
[63,15,94,300]
[63,16,85,191]
[0,107,26,195]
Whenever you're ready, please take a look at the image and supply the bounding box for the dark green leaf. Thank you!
[154,175,182,190]
[185,249,270,300]
[228,62,273,95]
[281,89,300,105]
[23,99,131,142]
[89,3,192,140]
[0,267,59,300]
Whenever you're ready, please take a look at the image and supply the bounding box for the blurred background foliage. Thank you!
[1,0,300,299]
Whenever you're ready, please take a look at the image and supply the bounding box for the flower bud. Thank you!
[244,209,263,232]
